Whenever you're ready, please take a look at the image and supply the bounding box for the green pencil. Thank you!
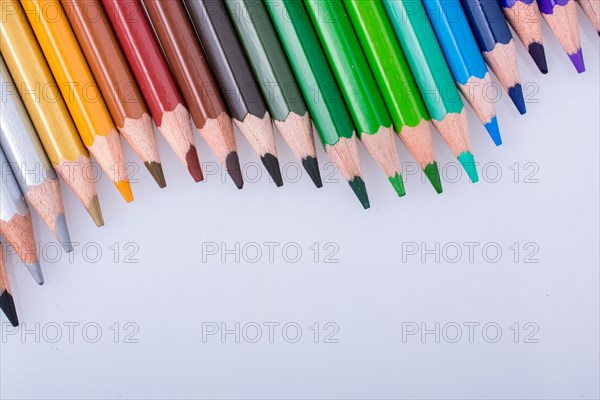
[345,0,443,194]
[304,0,404,197]
[265,0,369,208]
[224,0,322,188]
[382,0,478,183]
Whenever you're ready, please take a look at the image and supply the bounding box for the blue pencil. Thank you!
[460,0,527,114]
[423,0,501,146]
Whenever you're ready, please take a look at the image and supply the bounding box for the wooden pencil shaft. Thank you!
[224,0,307,122]
[382,0,464,121]
[264,0,355,146]
[304,0,392,137]
[0,57,58,191]
[460,0,514,51]
[102,0,187,123]
[21,0,118,145]
[60,0,149,127]
[345,0,430,132]
[143,0,226,126]
[0,0,89,166]
[183,0,268,121]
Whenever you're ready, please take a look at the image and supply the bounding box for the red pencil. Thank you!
[102,0,203,182]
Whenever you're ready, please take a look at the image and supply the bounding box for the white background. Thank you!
[1,10,599,400]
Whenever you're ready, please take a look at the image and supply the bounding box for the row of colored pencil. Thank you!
[0,0,597,325]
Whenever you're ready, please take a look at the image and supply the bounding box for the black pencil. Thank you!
[183,0,283,186]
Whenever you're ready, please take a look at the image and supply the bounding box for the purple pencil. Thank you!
[500,0,547,73]
[537,0,585,73]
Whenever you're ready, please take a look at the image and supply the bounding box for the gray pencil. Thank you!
[0,147,44,285]
[0,57,72,252]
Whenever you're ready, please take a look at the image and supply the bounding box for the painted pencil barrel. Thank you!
[423,0,501,145]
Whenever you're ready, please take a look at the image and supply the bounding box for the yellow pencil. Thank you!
[0,0,104,226]
[20,0,133,202]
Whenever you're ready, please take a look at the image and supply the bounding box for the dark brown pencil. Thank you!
[144,0,243,189]
[102,0,203,182]
[62,0,165,187]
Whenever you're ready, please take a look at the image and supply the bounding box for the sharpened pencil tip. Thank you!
[302,156,322,188]
[389,173,406,197]
[25,262,44,285]
[485,116,502,146]
[349,176,370,209]
[424,162,443,194]
[54,214,73,253]
[226,152,244,189]
[568,48,585,74]
[0,291,18,327]
[86,195,104,227]
[261,153,283,187]
[186,145,204,183]
[508,84,526,115]
[458,151,479,183]
[144,161,166,188]
[528,42,548,74]
[115,180,134,203]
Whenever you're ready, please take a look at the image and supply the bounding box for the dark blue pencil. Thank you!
[460,0,526,114]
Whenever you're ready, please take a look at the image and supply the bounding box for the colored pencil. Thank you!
[304,0,404,196]
[0,0,104,226]
[265,0,369,208]
[61,0,165,188]
[345,0,443,194]
[423,0,502,145]
[0,243,19,327]
[538,0,585,72]
[460,0,527,114]
[102,0,203,183]
[577,0,600,35]
[21,0,133,202]
[0,57,72,251]
[143,0,243,189]
[383,0,478,183]
[224,0,321,188]
[0,148,44,285]
[499,0,548,73]
[184,0,283,187]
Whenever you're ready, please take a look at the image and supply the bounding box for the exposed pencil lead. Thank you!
[145,161,166,189]
[261,153,283,187]
[0,291,19,327]
[508,84,526,115]
[226,152,244,189]
[389,173,406,197]
[186,145,204,183]
[458,151,479,183]
[568,48,585,74]
[86,195,104,227]
[485,116,502,146]
[54,213,73,253]
[349,176,370,209]
[302,156,323,188]
[424,162,443,194]
[528,43,548,74]
[25,262,44,285]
